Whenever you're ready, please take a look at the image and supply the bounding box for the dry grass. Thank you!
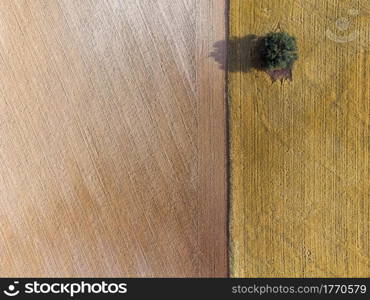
[229,0,370,277]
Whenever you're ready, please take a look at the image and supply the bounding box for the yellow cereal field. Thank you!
[229,0,370,277]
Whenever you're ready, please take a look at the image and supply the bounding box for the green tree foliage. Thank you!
[261,32,298,70]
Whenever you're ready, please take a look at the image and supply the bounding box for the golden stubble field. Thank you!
[229,0,370,277]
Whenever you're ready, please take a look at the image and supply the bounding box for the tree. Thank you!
[261,32,298,70]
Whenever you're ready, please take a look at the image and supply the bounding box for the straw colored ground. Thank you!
[229,0,370,277]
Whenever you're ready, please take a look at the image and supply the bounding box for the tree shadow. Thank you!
[210,34,265,73]
[210,34,293,81]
